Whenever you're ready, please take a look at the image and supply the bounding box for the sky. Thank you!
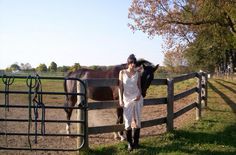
[0,0,164,69]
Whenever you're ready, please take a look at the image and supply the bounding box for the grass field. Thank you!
[79,78,236,155]
[0,76,235,154]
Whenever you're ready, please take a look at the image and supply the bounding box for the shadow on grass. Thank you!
[82,80,236,155]
[82,122,236,155]
[208,81,236,113]
[204,106,233,113]
[215,80,236,94]
[216,79,236,87]
[81,120,236,155]
[153,124,235,154]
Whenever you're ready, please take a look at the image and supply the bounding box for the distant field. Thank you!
[0,74,197,104]
[0,78,65,105]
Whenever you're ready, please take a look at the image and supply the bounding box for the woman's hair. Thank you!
[127,54,137,65]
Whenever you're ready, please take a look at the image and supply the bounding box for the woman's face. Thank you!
[127,59,136,69]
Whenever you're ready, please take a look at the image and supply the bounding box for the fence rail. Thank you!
[86,72,207,136]
[0,75,87,152]
[0,72,208,152]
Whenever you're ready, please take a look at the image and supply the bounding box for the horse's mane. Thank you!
[136,59,155,67]
[116,59,154,70]
[67,59,154,76]
[66,68,91,77]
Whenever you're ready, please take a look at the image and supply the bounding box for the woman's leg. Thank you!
[125,129,133,151]
[133,99,142,149]
[133,128,140,149]
[123,106,133,151]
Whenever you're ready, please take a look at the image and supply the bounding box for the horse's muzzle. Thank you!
[142,92,146,98]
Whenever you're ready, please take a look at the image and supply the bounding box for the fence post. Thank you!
[167,78,174,132]
[77,80,88,151]
[201,72,206,108]
[84,80,88,149]
[196,72,202,120]
[205,73,208,107]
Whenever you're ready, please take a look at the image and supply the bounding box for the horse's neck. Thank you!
[70,64,127,79]
[114,64,126,73]
[119,64,127,70]
[69,69,89,79]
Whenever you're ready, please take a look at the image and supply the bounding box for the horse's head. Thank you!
[136,60,159,97]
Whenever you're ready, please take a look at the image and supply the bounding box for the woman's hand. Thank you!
[119,100,124,107]
[133,94,141,101]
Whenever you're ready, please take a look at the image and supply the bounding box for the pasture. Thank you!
[0,74,209,154]
[81,78,236,155]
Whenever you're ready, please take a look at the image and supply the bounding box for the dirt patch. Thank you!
[0,95,197,154]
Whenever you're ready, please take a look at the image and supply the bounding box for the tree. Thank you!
[57,66,70,72]
[10,63,20,71]
[129,0,236,45]
[49,61,57,72]
[184,25,228,72]
[163,45,188,73]
[20,63,32,71]
[128,0,236,71]
[70,63,81,71]
[36,64,47,72]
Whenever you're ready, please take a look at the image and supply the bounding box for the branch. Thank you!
[165,19,236,35]
[165,19,220,26]
[225,13,236,34]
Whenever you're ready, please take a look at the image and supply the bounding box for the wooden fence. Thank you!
[77,72,208,148]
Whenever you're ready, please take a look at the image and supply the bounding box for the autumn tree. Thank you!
[128,0,236,71]
[163,45,188,73]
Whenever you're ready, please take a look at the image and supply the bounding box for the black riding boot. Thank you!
[125,129,133,151]
[133,128,140,149]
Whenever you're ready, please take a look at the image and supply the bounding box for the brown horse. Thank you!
[64,60,159,140]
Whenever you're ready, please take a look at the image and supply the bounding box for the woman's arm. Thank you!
[134,72,142,101]
[137,72,142,94]
[118,70,124,107]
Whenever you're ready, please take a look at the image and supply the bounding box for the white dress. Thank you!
[122,70,143,130]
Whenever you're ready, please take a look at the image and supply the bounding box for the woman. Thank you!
[119,54,143,151]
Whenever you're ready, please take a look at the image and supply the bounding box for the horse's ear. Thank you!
[153,64,159,72]
[136,61,142,67]
[136,59,147,67]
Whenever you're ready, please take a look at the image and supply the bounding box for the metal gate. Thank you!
[0,74,87,152]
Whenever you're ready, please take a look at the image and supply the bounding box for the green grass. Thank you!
[79,78,236,155]
[0,78,65,104]
[1,76,236,154]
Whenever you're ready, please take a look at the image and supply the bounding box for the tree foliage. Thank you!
[128,0,236,71]
[57,66,70,72]
[163,45,188,72]
[10,63,20,71]
[36,64,47,72]
[185,25,232,72]
[70,63,81,71]
[49,61,57,72]
[20,63,32,71]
